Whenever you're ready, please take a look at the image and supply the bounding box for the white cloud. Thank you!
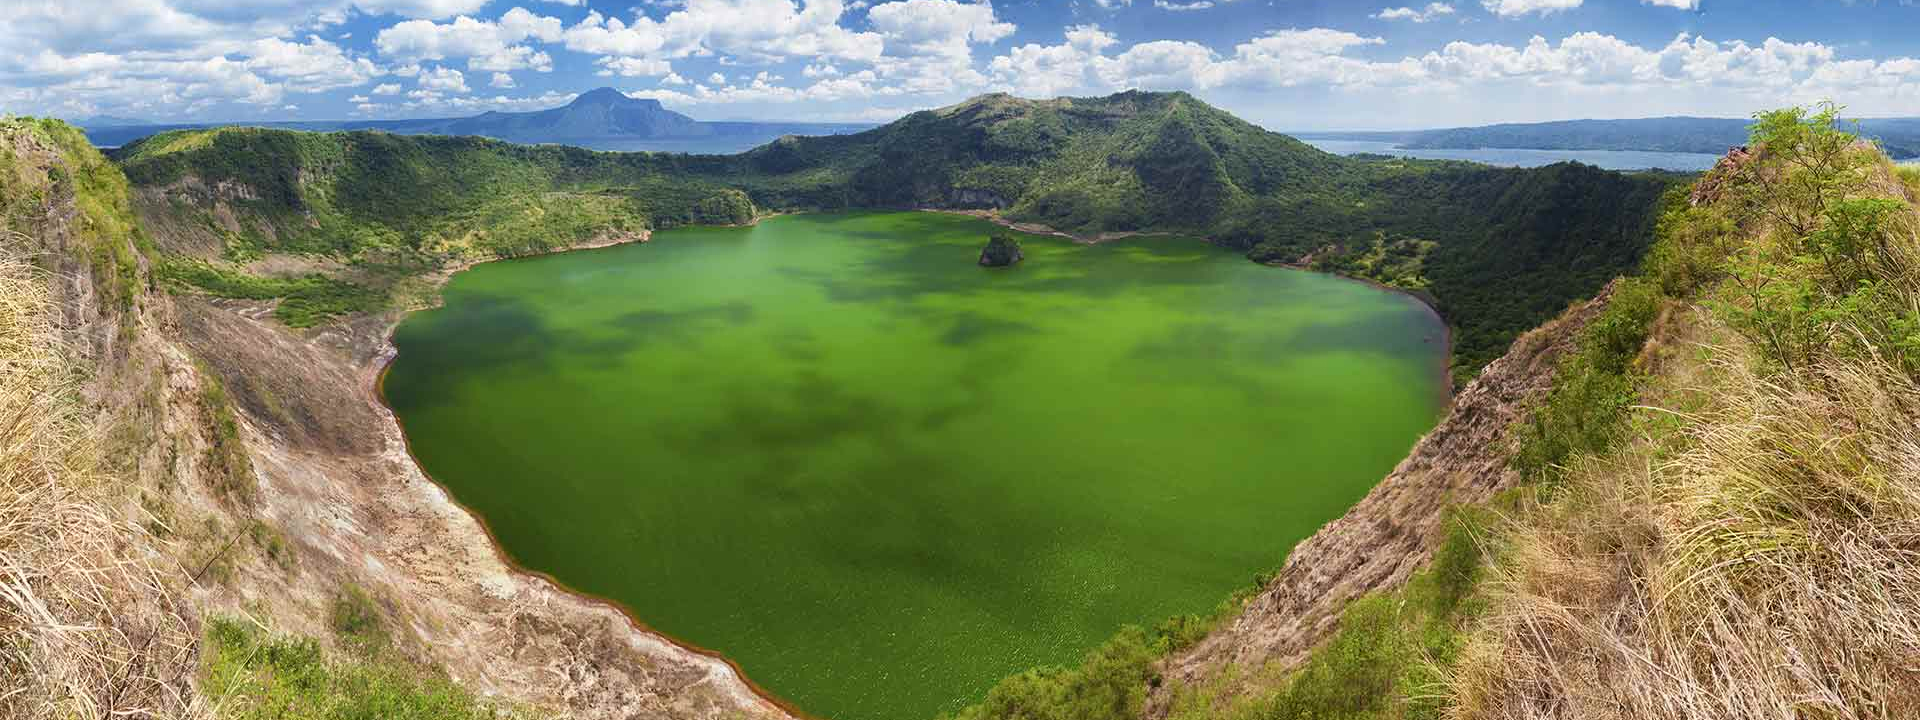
[348,93,370,102]
[709,71,729,84]
[375,7,562,72]
[976,23,1920,126]
[1642,0,1699,7]
[241,35,383,92]
[867,0,1016,59]
[380,89,579,115]
[1103,40,1221,89]
[561,1,883,67]
[372,82,403,95]
[596,56,674,77]
[490,72,516,87]
[417,65,470,92]
[0,30,392,117]
[1374,3,1456,22]
[628,66,899,107]
[1154,1,1215,10]
[855,0,1014,96]
[351,0,494,19]
[1480,0,1582,17]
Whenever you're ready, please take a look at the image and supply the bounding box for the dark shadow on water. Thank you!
[1263,304,1444,359]
[610,301,755,333]
[386,292,557,412]
[940,310,1040,347]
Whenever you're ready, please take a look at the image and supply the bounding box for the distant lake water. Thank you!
[1303,139,1723,172]
[384,211,1447,720]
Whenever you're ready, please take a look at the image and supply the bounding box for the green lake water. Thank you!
[383,211,1447,720]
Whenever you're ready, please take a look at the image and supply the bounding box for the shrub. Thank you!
[157,259,382,327]
[330,584,388,654]
[1511,278,1662,483]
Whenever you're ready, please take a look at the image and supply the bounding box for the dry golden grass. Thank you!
[0,250,204,719]
[1453,345,1920,719]
[1450,131,1920,718]
[1894,163,1920,201]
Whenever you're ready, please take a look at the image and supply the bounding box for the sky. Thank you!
[4,0,1920,130]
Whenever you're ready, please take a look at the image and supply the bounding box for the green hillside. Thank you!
[112,90,1675,379]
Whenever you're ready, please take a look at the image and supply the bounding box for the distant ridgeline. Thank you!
[111,90,1675,381]
[1300,115,1920,160]
[79,87,873,154]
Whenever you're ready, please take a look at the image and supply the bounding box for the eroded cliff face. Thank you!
[4,121,792,719]
[1145,282,1619,716]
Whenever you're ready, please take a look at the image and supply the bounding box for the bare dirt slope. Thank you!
[1146,282,1618,716]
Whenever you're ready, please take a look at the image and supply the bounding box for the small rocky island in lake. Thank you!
[979,233,1024,267]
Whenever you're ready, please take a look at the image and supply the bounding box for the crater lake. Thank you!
[382,211,1448,720]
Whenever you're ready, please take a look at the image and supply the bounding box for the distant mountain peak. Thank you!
[569,87,661,110]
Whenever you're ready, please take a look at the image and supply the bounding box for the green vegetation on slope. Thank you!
[204,616,518,720]
[945,581,1256,720]
[114,91,1670,378]
[1165,514,1490,720]
[2,117,154,313]
[157,259,382,327]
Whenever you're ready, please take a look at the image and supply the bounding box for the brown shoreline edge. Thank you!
[367,210,1457,720]
[366,229,823,720]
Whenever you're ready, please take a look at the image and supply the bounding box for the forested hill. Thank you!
[110,89,1674,380]
[1303,115,1920,159]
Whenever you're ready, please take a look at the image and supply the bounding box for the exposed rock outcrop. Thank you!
[1147,281,1620,716]
[951,188,1010,209]
[1689,145,1756,206]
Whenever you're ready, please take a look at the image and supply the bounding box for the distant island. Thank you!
[73,87,874,154]
[1297,116,1920,160]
